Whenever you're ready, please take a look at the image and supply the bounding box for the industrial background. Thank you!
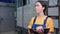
[0,0,60,34]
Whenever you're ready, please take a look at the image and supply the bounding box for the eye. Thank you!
[35,4,39,7]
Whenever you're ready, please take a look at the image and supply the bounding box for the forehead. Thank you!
[35,2,41,5]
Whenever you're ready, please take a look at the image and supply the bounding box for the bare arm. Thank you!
[28,29,31,34]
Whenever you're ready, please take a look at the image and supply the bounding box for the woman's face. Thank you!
[35,2,45,14]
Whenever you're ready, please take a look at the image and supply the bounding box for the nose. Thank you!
[35,6,38,9]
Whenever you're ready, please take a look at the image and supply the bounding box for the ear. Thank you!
[42,7,45,10]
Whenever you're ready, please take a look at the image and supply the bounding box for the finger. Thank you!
[39,29,44,32]
[38,30,44,34]
[47,33,52,34]
[42,29,44,32]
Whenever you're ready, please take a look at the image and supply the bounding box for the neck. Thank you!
[38,12,45,17]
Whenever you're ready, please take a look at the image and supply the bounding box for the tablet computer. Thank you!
[29,28,49,34]
[44,28,49,34]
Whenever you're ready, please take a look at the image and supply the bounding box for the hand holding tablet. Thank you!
[29,26,49,34]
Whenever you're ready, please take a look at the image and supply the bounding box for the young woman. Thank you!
[28,1,54,34]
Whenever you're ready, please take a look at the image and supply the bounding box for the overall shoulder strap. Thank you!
[44,16,48,25]
[32,16,37,28]
[33,16,37,24]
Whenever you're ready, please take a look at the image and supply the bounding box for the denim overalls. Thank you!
[32,16,48,34]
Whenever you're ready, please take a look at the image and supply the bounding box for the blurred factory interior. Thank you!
[0,0,60,34]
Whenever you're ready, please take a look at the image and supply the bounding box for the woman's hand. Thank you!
[28,29,31,34]
[47,32,52,34]
[28,29,34,34]
[34,26,44,34]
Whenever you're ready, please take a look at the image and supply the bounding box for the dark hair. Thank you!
[36,1,48,13]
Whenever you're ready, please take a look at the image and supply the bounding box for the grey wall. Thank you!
[0,2,15,32]
[17,4,36,28]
